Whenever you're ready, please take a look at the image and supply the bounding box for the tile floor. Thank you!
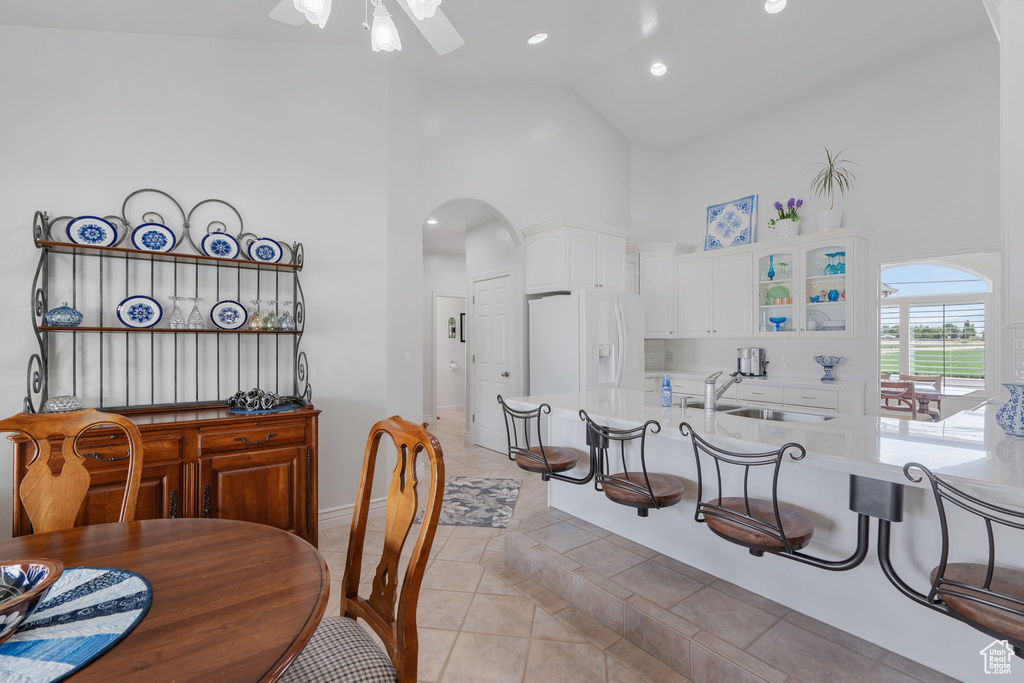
[315,407,954,683]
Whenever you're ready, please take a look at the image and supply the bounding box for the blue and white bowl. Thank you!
[813,355,844,383]
[66,216,117,247]
[200,233,240,260]
[117,295,163,329]
[131,223,176,253]
[0,559,63,644]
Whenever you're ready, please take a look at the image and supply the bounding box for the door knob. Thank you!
[501,371,510,377]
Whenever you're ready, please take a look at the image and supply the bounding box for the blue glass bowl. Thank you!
[0,559,64,643]
[44,302,83,328]
[769,316,787,331]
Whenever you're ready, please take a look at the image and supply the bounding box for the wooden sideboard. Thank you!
[11,405,320,547]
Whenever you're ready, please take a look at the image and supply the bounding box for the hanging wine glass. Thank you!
[279,301,295,331]
[836,251,846,275]
[167,296,186,329]
[186,297,205,330]
[263,300,280,331]
[824,253,837,275]
[248,299,265,331]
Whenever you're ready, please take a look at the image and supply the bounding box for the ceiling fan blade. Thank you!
[395,0,465,55]
[269,0,306,26]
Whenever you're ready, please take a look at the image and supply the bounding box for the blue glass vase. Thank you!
[767,255,775,281]
[44,302,83,327]
[996,384,1024,437]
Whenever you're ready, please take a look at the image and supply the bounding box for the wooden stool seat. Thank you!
[603,472,684,508]
[515,446,581,473]
[931,563,1024,643]
[705,497,814,551]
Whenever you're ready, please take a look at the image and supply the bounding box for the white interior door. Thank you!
[472,274,512,453]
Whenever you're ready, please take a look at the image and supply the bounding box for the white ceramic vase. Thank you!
[777,219,800,239]
[817,209,844,231]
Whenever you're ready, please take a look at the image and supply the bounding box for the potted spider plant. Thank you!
[807,147,857,231]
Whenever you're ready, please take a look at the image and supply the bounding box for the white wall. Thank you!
[0,25,390,530]
[422,250,467,418]
[434,297,466,409]
[633,37,1000,408]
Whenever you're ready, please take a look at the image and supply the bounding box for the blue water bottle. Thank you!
[661,374,672,408]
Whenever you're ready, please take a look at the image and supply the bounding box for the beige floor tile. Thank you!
[416,588,475,631]
[416,628,458,682]
[605,639,691,683]
[708,578,789,618]
[461,593,537,637]
[605,655,647,683]
[605,534,660,560]
[565,538,648,578]
[612,558,704,606]
[746,620,876,683]
[517,512,560,533]
[523,639,608,683]
[553,605,622,650]
[879,652,960,683]
[863,664,922,683]
[421,560,484,592]
[784,612,886,661]
[476,570,523,596]
[527,521,600,553]
[450,525,503,539]
[441,633,529,683]
[670,586,779,649]
[530,608,589,643]
[436,537,488,563]
[515,578,571,613]
[651,554,717,585]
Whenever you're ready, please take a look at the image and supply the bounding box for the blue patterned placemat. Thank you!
[0,567,152,682]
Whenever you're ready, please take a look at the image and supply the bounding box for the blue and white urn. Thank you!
[996,383,1024,437]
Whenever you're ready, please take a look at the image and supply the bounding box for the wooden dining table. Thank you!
[0,518,329,681]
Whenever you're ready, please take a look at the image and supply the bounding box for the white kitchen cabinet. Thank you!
[675,252,752,338]
[625,252,639,295]
[523,218,630,294]
[640,249,678,338]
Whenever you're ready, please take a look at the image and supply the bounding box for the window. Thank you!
[880,264,989,390]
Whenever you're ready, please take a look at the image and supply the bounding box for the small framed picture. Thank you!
[460,313,466,343]
[705,195,757,250]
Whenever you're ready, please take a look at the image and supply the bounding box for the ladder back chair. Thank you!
[881,381,918,419]
[878,463,1024,655]
[497,395,585,480]
[680,423,869,571]
[581,410,684,517]
[0,409,144,534]
[283,416,445,683]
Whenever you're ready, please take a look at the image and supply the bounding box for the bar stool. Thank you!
[878,462,1024,655]
[497,396,586,480]
[580,410,684,517]
[680,423,869,570]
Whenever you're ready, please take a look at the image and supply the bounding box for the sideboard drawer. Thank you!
[75,433,182,467]
[784,387,838,410]
[737,384,784,404]
[199,420,307,455]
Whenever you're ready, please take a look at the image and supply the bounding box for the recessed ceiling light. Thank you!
[527,32,548,45]
[764,0,787,14]
[426,219,439,225]
[650,62,667,77]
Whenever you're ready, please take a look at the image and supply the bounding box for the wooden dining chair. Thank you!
[282,416,445,683]
[0,409,144,534]
[899,375,943,419]
[880,381,918,419]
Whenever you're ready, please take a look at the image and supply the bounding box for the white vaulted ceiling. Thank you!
[0,0,993,148]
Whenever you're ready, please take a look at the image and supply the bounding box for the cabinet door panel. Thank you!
[713,253,752,337]
[597,234,625,292]
[565,228,598,290]
[200,447,306,538]
[625,255,639,295]
[640,252,677,337]
[525,232,565,294]
[75,463,182,529]
[675,260,712,338]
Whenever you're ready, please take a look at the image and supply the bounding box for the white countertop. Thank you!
[507,389,1024,506]
[645,371,866,390]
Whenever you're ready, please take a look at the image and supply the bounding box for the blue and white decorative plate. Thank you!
[116,295,162,329]
[200,233,240,260]
[247,238,283,264]
[0,566,151,683]
[130,223,176,253]
[705,195,757,251]
[66,216,118,247]
[210,300,247,330]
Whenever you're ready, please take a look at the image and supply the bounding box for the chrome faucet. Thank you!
[704,370,743,413]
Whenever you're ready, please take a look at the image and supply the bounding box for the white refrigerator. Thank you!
[528,291,645,395]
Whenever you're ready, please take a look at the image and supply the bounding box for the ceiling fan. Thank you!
[268,0,465,55]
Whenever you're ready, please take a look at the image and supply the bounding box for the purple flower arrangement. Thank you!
[768,198,803,229]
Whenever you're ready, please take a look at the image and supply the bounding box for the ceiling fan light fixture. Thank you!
[408,0,442,21]
[371,0,402,51]
[650,62,667,76]
[527,32,548,45]
[764,0,787,14]
[293,0,332,28]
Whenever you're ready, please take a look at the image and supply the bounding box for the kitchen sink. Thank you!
[725,407,834,423]
[681,400,741,412]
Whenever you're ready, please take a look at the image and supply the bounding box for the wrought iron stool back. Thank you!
[581,410,683,517]
[879,463,1024,655]
[496,396,582,480]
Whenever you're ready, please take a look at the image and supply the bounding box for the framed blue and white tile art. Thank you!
[705,195,757,251]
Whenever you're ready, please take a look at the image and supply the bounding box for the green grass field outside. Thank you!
[880,344,985,379]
